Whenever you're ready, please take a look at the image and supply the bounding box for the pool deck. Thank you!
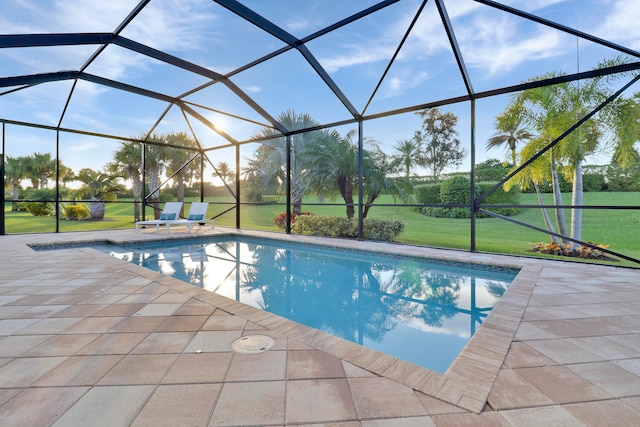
[0,227,639,426]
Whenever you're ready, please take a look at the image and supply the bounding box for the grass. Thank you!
[4,192,640,266]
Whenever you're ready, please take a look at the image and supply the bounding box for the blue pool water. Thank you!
[93,236,518,373]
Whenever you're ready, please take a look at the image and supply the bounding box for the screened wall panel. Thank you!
[1,0,639,265]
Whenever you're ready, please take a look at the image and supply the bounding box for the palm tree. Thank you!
[504,138,561,244]
[392,138,421,178]
[111,141,143,222]
[215,161,234,185]
[4,156,28,211]
[142,133,169,219]
[306,130,413,219]
[164,132,200,214]
[75,168,125,220]
[24,152,55,189]
[505,57,640,248]
[58,164,76,188]
[306,129,359,219]
[244,111,322,215]
[486,112,534,166]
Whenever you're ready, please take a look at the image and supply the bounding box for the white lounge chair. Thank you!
[173,202,214,233]
[135,202,183,233]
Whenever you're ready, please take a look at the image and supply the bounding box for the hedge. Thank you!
[415,175,523,218]
[290,215,405,241]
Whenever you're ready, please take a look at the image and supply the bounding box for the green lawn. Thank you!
[4,192,640,266]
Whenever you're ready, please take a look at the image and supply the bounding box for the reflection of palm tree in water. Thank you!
[415,274,461,328]
[485,281,508,299]
[367,265,462,329]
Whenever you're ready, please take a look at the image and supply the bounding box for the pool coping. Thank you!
[42,228,542,414]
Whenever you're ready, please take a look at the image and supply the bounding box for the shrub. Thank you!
[441,175,471,205]
[291,215,404,241]
[23,202,50,216]
[262,195,280,203]
[20,188,61,216]
[274,211,313,229]
[423,175,473,218]
[559,173,605,192]
[159,193,175,202]
[477,182,524,217]
[362,218,405,241]
[291,215,354,237]
[413,184,441,214]
[606,163,640,192]
[582,173,605,192]
[60,204,90,220]
[414,184,442,204]
[418,177,523,218]
[530,241,612,259]
[475,159,511,182]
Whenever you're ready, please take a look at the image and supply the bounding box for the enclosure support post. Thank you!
[357,120,364,239]
[470,99,477,252]
[141,143,146,221]
[0,123,4,236]
[55,130,60,233]
[235,144,241,228]
[286,135,292,234]
[199,151,204,202]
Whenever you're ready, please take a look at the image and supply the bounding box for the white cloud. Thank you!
[382,71,429,98]
[1,1,220,81]
[319,44,396,73]
[596,0,640,50]
[0,0,136,34]
[457,14,566,76]
[68,141,99,152]
[123,1,220,53]
[504,0,569,12]
[84,45,151,81]
[285,16,311,32]
[244,85,262,94]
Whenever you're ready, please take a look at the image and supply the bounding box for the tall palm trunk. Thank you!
[550,156,569,244]
[131,175,142,222]
[146,169,162,219]
[176,173,185,217]
[90,197,106,220]
[337,176,354,219]
[11,181,20,211]
[570,160,583,249]
[291,180,304,215]
[535,183,561,244]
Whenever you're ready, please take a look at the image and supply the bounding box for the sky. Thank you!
[1,0,639,181]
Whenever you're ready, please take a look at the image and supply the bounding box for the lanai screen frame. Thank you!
[1,0,639,265]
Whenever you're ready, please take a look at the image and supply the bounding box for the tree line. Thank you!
[7,54,637,243]
[242,108,465,220]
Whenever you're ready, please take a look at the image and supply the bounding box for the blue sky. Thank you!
[1,0,639,178]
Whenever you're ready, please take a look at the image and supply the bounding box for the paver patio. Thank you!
[0,227,639,426]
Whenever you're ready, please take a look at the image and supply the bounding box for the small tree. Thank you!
[391,138,421,177]
[76,168,125,220]
[164,132,200,211]
[24,152,56,189]
[413,107,465,181]
[5,155,28,211]
[215,161,235,185]
[243,111,322,215]
[111,141,143,222]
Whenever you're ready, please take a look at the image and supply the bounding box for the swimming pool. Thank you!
[94,236,518,373]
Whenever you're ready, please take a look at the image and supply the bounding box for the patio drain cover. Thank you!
[231,335,275,354]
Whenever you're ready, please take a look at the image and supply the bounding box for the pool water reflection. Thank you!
[101,237,518,373]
